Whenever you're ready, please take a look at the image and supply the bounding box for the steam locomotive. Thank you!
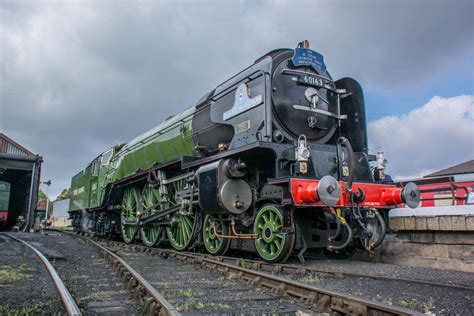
[69,41,420,262]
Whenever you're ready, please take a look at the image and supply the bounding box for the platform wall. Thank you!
[381,206,474,273]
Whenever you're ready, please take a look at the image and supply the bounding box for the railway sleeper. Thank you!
[331,297,365,315]
[78,234,421,315]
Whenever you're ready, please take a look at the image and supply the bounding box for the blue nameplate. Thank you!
[223,83,263,121]
[291,48,326,73]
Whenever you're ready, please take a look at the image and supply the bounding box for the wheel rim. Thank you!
[139,186,162,247]
[166,178,197,250]
[121,187,139,243]
[203,215,228,255]
[254,205,287,261]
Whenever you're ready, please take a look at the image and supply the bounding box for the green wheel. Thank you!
[121,187,139,244]
[254,204,295,263]
[166,178,198,251]
[139,186,162,247]
[166,211,197,250]
[203,215,230,255]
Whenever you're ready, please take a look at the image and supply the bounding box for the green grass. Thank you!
[0,264,34,284]
[178,288,205,298]
[0,302,44,316]
[76,292,106,306]
[396,298,417,309]
[164,288,205,300]
[175,301,230,312]
[421,297,434,313]
[299,273,318,284]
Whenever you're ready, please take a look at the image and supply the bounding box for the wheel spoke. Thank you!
[182,215,193,231]
[273,239,281,249]
[270,243,275,255]
[165,176,198,251]
[121,187,140,243]
[181,220,190,241]
[140,186,162,246]
[177,225,183,245]
[203,215,230,255]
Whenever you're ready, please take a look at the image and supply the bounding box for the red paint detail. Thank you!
[290,178,403,208]
[0,210,8,223]
[417,181,474,207]
[293,181,320,203]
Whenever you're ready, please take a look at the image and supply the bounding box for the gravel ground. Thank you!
[227,248,474,288]
[217,250,474,314]
[248,254,474,314]
[12,232,141,315]
[286,256,474,288]
[291,269,473,314]
[0,234,64,315]
[107,244,318,314]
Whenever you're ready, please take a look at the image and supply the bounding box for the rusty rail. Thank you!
[204,253,474,292]
[97,238,421,315]
[1,233,82,316]
[166,252,420,315]
[71,232,179,316]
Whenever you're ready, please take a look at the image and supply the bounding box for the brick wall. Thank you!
[381,215,474,272]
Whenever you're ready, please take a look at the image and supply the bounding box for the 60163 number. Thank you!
[303,75,324,87]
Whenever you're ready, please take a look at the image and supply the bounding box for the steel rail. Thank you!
[67,232,180,316]
[167,252,421,316]
[202,254,474,292]
[97,238,421,316]
[1,233,82,316]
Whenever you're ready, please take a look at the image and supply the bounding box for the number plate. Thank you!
[298,75,325,87]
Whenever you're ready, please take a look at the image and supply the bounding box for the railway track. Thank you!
[46,229,474,314]
[2,232,176,315]
[201,253,474,292]
[64,231,419,315]
[76,234,179,315]
[74,233,316,314]
[0,233,81,316]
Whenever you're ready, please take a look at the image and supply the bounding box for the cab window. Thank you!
[101,149,113,166]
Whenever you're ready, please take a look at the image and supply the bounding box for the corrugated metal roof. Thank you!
[0,133,34,156]
[425,160,474,178]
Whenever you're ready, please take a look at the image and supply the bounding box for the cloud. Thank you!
[368,95,474,179]
[0,0,472,198]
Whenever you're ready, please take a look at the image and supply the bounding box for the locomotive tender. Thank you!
[69,41,420,262]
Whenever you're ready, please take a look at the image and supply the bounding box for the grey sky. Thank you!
[1,0,473,198]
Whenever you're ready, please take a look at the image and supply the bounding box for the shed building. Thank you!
[0,133,42,229]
